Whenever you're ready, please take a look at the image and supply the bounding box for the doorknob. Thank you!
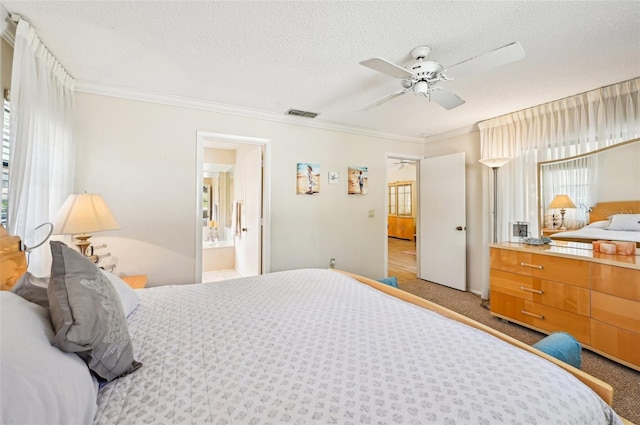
[455,226,466,231]
[241,227,248,232]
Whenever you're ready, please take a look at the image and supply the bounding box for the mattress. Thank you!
[94,269,621,424]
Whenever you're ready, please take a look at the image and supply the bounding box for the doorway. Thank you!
[195,132,271,283]
[386,155,420,283]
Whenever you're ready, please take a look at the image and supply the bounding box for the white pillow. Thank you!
[0,291,98,424]
[586,220,611,229]
[11,271,50,309]
[606,214,640,231]
[101,269,140,317]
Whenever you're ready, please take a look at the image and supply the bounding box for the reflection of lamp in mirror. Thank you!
[549,194,576,230]
[53,194,120,258]
[479,157,511,243]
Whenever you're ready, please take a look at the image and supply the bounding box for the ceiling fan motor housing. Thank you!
[409,61,444,81]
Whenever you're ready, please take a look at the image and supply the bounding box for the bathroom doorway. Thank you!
[202,151,237,281]
[196,132,271,283]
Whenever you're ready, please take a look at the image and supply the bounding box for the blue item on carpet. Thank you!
[532,332,582,369]
[377,276,398,288]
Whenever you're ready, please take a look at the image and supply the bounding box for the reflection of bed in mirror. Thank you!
[549,200,640,247]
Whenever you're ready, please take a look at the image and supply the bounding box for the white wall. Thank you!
[74,92,426,285]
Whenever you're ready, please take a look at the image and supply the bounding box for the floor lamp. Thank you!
[479,157,511,309]
[479,157,511,243]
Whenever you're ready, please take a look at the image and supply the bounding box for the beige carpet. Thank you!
[398,278,640,424]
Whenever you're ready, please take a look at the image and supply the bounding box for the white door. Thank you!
[235,144,262,276]
[419,152,466,290]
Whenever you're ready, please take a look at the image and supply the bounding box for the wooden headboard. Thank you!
[0,224,27,290]
[589,200,640,223]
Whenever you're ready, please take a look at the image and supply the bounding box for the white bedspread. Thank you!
[551,227,640,243]
[94,269,621,425]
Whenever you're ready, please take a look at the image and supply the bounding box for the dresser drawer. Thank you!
[591,319,640,368]
[490,269,590,316]
[490,291,591,344]
[591,264,640,301]
[490,249,589,288]
[591,291,640,333]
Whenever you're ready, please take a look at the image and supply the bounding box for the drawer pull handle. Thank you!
[521,310,544,320]
[520,286,544,295]
[520,262,543,270]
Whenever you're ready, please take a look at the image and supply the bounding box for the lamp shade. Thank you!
[53,194,120,235]
[479,157,511,168]
[549,194,576,209]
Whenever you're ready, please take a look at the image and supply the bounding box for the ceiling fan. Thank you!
[358,42,525,111]
[393,159,416,169]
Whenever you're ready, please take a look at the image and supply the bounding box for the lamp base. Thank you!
[74,234,92,256]
[559,209,567,230]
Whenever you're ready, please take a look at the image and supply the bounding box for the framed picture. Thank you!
[297,163,320,195]
[348,166,368,195]
[328,171,339,184]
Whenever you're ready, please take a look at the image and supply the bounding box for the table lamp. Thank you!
[549,194,576,230]
[53,193,120,256]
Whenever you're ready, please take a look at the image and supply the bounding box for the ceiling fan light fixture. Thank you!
[413,80,429,96]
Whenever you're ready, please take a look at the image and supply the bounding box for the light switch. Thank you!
[368,209,375,218]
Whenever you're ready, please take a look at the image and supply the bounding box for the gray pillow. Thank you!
[47,241,141,382]
[11,272,50,309]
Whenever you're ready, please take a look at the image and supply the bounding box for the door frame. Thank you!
[195,131,271,280]
[384,152,423,278]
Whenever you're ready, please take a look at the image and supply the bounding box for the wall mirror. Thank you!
[203,163,234,243]
[537,138,640,236]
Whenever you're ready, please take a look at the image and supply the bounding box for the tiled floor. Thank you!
[202,269,241,283]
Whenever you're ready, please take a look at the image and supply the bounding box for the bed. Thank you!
[0,226,627,425]
[550,201,640,248]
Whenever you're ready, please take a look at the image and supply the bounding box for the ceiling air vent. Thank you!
[286,109,319,119]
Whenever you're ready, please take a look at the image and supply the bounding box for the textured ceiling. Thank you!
[1,1,639,141]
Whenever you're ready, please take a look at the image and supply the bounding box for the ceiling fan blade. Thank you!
[360,57,415,79]
[443,42,525,80]
[357,88,411,111]
[430,87,465,110]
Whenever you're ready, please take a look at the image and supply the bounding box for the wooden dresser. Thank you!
[490,242,640,371]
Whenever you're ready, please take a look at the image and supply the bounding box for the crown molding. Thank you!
[423,124,478,143]
[0,7,16,46]
[74,80,428,144]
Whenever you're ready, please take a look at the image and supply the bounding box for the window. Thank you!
[397,183,412,216]
[1,98,9,227]
[387,181,414,216]
[387,184,396,215]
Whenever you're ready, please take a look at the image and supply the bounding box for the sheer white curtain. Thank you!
[8,19,75,276]
[478,77,639,298]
